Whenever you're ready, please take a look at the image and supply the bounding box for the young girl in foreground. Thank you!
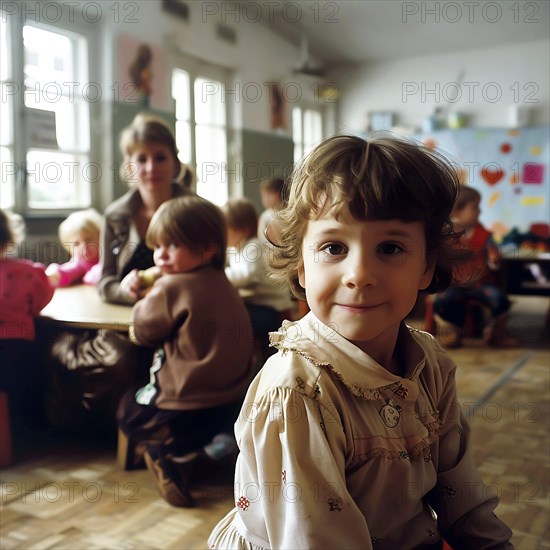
[209,136,513,549]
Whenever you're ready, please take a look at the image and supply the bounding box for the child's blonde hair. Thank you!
[119,113,194,188]
[146,195,227,270]
[270,134,466,300]
[58,209,103,253]
[223,198,258,240]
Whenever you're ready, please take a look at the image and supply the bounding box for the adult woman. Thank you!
[47,114,193,431]
[99,113,193,304]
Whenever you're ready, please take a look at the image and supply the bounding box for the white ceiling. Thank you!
[246,0,550,67]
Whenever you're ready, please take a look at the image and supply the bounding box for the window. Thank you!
[172,62,230,206]
[292,106,323,161]
[1,13,92,213]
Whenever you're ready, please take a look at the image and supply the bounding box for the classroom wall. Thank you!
[97,0,319,208]
[333,39,550,134]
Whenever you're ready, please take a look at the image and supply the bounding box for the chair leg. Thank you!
[118,428,137,471]
[0,392,13,468]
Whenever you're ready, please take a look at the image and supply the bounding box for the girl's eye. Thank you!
[320,243,346,256]
[155,154,167,162]
[378,243,405,255]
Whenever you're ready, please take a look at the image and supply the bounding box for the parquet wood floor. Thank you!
[1,296,548,549]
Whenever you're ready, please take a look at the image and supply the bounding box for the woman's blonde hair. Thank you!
[146,195,227,270]
[119,113,194,188]
[58,209,103,253]
[269,134,467,300]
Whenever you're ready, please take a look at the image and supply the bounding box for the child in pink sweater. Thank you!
[0,209,54,446]
[46,209,103,287]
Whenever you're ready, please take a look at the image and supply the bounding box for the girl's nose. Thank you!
[145,157,155,172]
[342,254,377,289]
[156,247,168,260]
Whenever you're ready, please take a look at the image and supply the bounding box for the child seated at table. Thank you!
[117,195,253,507]
[433,186,518,348]
[223,198,294,365]
[0,209,54,448]
[46,208,103,287]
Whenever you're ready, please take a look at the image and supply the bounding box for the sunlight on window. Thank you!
[172,69,192,164]
[19,25,90,210]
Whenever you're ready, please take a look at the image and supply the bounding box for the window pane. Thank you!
[0,86,12,145]
[304,110,322,152]
[172,69,190,121]
[195,125,227,205]
[292,107,302,143]
[23,26,74,86]
[0,146,15,209]
[194,77,225,125]
[26,150,91,209]
[23,99,89,152]
[0,14,10,80]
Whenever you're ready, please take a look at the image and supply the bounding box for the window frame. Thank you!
[171,54,233,206]
[1,7,100,217]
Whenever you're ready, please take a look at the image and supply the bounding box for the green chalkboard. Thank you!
[240,129,294,212]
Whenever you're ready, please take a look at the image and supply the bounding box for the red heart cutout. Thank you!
[481,167,504,185]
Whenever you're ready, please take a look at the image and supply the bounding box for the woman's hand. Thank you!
[119,269,142,299]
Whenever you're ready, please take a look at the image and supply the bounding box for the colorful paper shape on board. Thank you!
[500,143,512,154]
[509,172,520,184]
[481,165,504,185]
[530,146,542,156]
[522,163,544,184]
[488,192,500,207]
[521,196,545,206]
[507,129,520,137]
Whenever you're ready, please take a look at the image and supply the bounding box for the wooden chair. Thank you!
[424,295,488,338]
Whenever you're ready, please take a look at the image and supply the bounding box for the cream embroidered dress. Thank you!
[208,313,513,550]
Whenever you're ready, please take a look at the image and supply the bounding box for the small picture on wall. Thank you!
[117,34,169,109]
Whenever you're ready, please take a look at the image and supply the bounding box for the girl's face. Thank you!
[298,207,434,360]
[69,229,100,263]
[153,239,212,274]
[128,143,176,194]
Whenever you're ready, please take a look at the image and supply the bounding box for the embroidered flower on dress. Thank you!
[327,497,342,512]
[237,496,251,511]
[444,486,457,497]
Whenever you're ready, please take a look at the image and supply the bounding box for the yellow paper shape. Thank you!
[521,196,545,206]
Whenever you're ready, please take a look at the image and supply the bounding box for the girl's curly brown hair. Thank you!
[268,134,468,301]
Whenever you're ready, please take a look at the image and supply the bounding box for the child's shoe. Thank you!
[434,314,462,348]
[144,450,195,507]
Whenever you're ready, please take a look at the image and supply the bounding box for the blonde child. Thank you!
[433,186,517,348]
[0,209,54,444]
[46,208,103,287]
[117,195,253,508]
[209,136,513,549]
[223,198,293,364]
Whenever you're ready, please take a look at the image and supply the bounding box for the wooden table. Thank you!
[40,285,132,331]
[500,252,550,297]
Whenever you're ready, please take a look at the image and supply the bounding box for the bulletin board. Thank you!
[416,126,549,234]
